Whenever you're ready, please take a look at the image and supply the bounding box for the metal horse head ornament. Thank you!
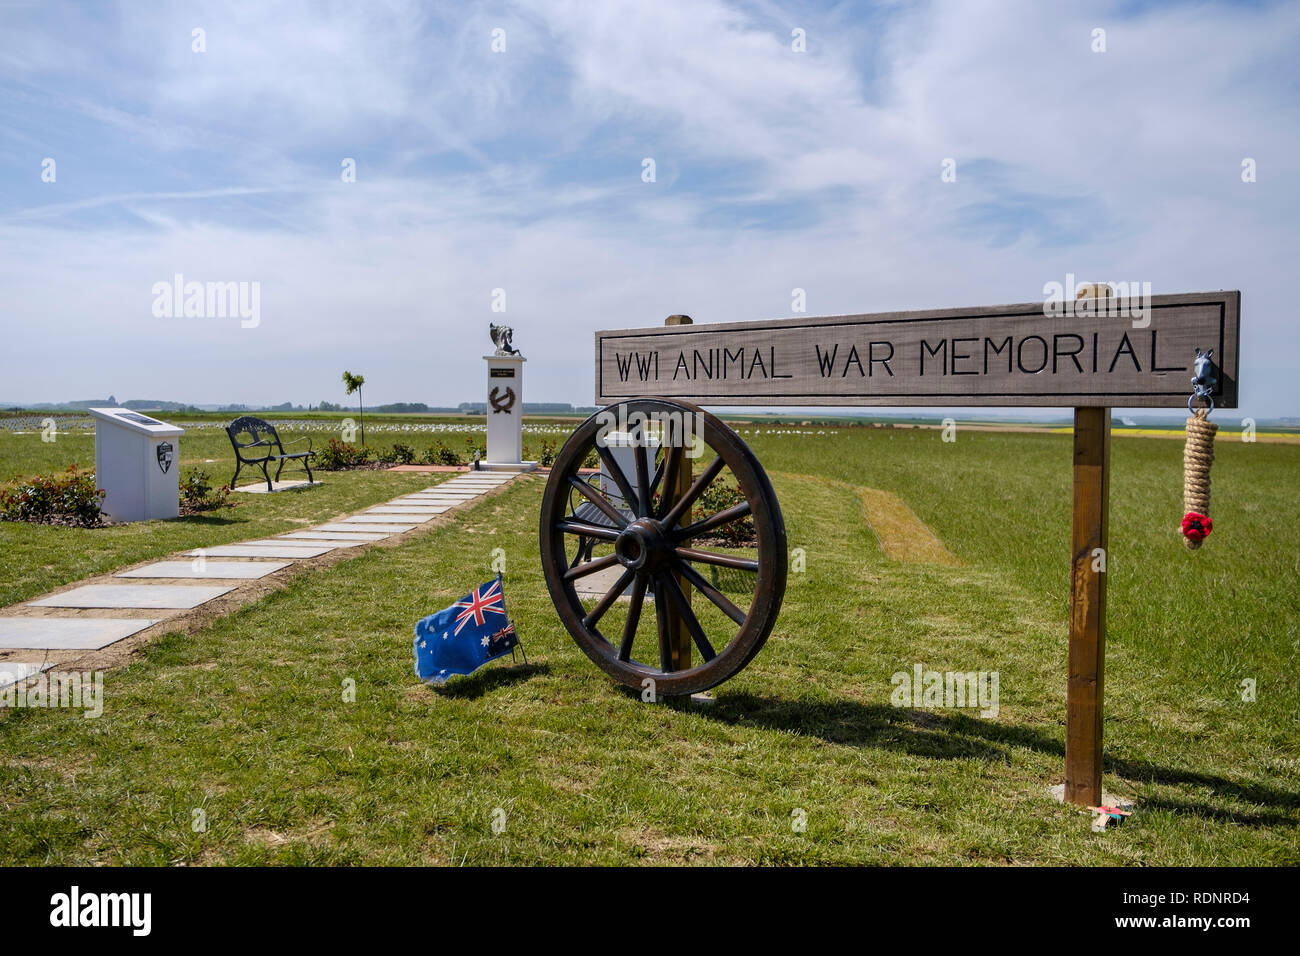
[490,323,520,356]
[1190,348,1217,413]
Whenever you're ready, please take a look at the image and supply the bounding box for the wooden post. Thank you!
[669,455,693,671]
[664,315,694,671]
[1065,406,1110,806]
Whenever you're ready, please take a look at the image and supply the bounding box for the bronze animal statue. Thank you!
[490,323,520,356]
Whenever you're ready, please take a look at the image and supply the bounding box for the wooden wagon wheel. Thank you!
[540,398,786,696]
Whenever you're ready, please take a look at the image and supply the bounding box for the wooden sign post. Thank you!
[596,292,1240,806]
[664,315,696,673]
[1066,406,1110,805]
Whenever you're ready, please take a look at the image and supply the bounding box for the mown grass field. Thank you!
[0,418,1296,865]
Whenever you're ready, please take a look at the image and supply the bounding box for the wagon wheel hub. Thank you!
[614,518,671,571]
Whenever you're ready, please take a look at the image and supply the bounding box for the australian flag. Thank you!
[413,575,520,684]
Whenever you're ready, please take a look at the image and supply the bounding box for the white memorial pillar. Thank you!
[482,353,537,472]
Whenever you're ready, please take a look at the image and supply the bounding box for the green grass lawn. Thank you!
[0,424,1296,865]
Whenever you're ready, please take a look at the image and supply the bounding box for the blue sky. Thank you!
[1,0,1298,417]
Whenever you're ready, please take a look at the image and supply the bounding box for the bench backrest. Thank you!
[226,416,284,459]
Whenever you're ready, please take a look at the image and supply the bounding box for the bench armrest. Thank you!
[281,435,313,453]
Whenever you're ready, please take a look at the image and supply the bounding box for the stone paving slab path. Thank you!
[0,619,161,649]
[232,479,318,494]
[0,661,52,688]
[117,561,292,579]
[188,544,335,558]
[272,536,367,547]
[188,546,327,561]
[0,472,526,667]
[30,584,237,610]
[340,514,433,524]
[280,531,389,541]
[388,502,457,509]
[575,563,653,602]
[241,539,350,551]
[315,522,414,534]
[364,506,450,515]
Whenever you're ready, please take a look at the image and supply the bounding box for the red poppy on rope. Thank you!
[1181,512,1212,542]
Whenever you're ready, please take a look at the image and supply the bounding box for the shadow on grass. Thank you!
[1134,795,1298,828]
[1104,757,1300,823]
[701,692,1300,823]
[430,662,549,699]
[702,693,1022,762]
[166,514,242,526]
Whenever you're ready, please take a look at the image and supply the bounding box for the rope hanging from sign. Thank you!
[1181,408,1216,549]
[1181,348,1218,550]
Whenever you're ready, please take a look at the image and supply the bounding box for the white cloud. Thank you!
[0,0,1296,416]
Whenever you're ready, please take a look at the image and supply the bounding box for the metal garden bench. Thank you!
[569,473,633,567]
[225,416,315,491]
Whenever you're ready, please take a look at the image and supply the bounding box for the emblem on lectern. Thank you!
[156,441,174,474]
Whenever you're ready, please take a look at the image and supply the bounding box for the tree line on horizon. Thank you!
[5,398,602,415]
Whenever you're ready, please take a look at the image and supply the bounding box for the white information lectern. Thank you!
[89,407,185,522]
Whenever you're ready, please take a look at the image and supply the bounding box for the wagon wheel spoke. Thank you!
[646,447,668,503]
[658,571,717,663]
[672,558,748,626]
[557,519,620,542]
[566,478,592,517]
[567,475,628,528]
[594,443,639,516]
[675,547,760,573]
[674,500,752,542]
[653,576,674,671]
[632,432,651,516]
[583,568,636,629]
[617,574,648,661]
[661,455,725,529]
[563,552,621,581]
[656,444,682,518]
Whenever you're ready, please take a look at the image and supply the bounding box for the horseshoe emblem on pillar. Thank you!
[489,386,516,414]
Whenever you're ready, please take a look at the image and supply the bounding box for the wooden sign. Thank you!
[592,290,1244,809]
[595,291,1239,408]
